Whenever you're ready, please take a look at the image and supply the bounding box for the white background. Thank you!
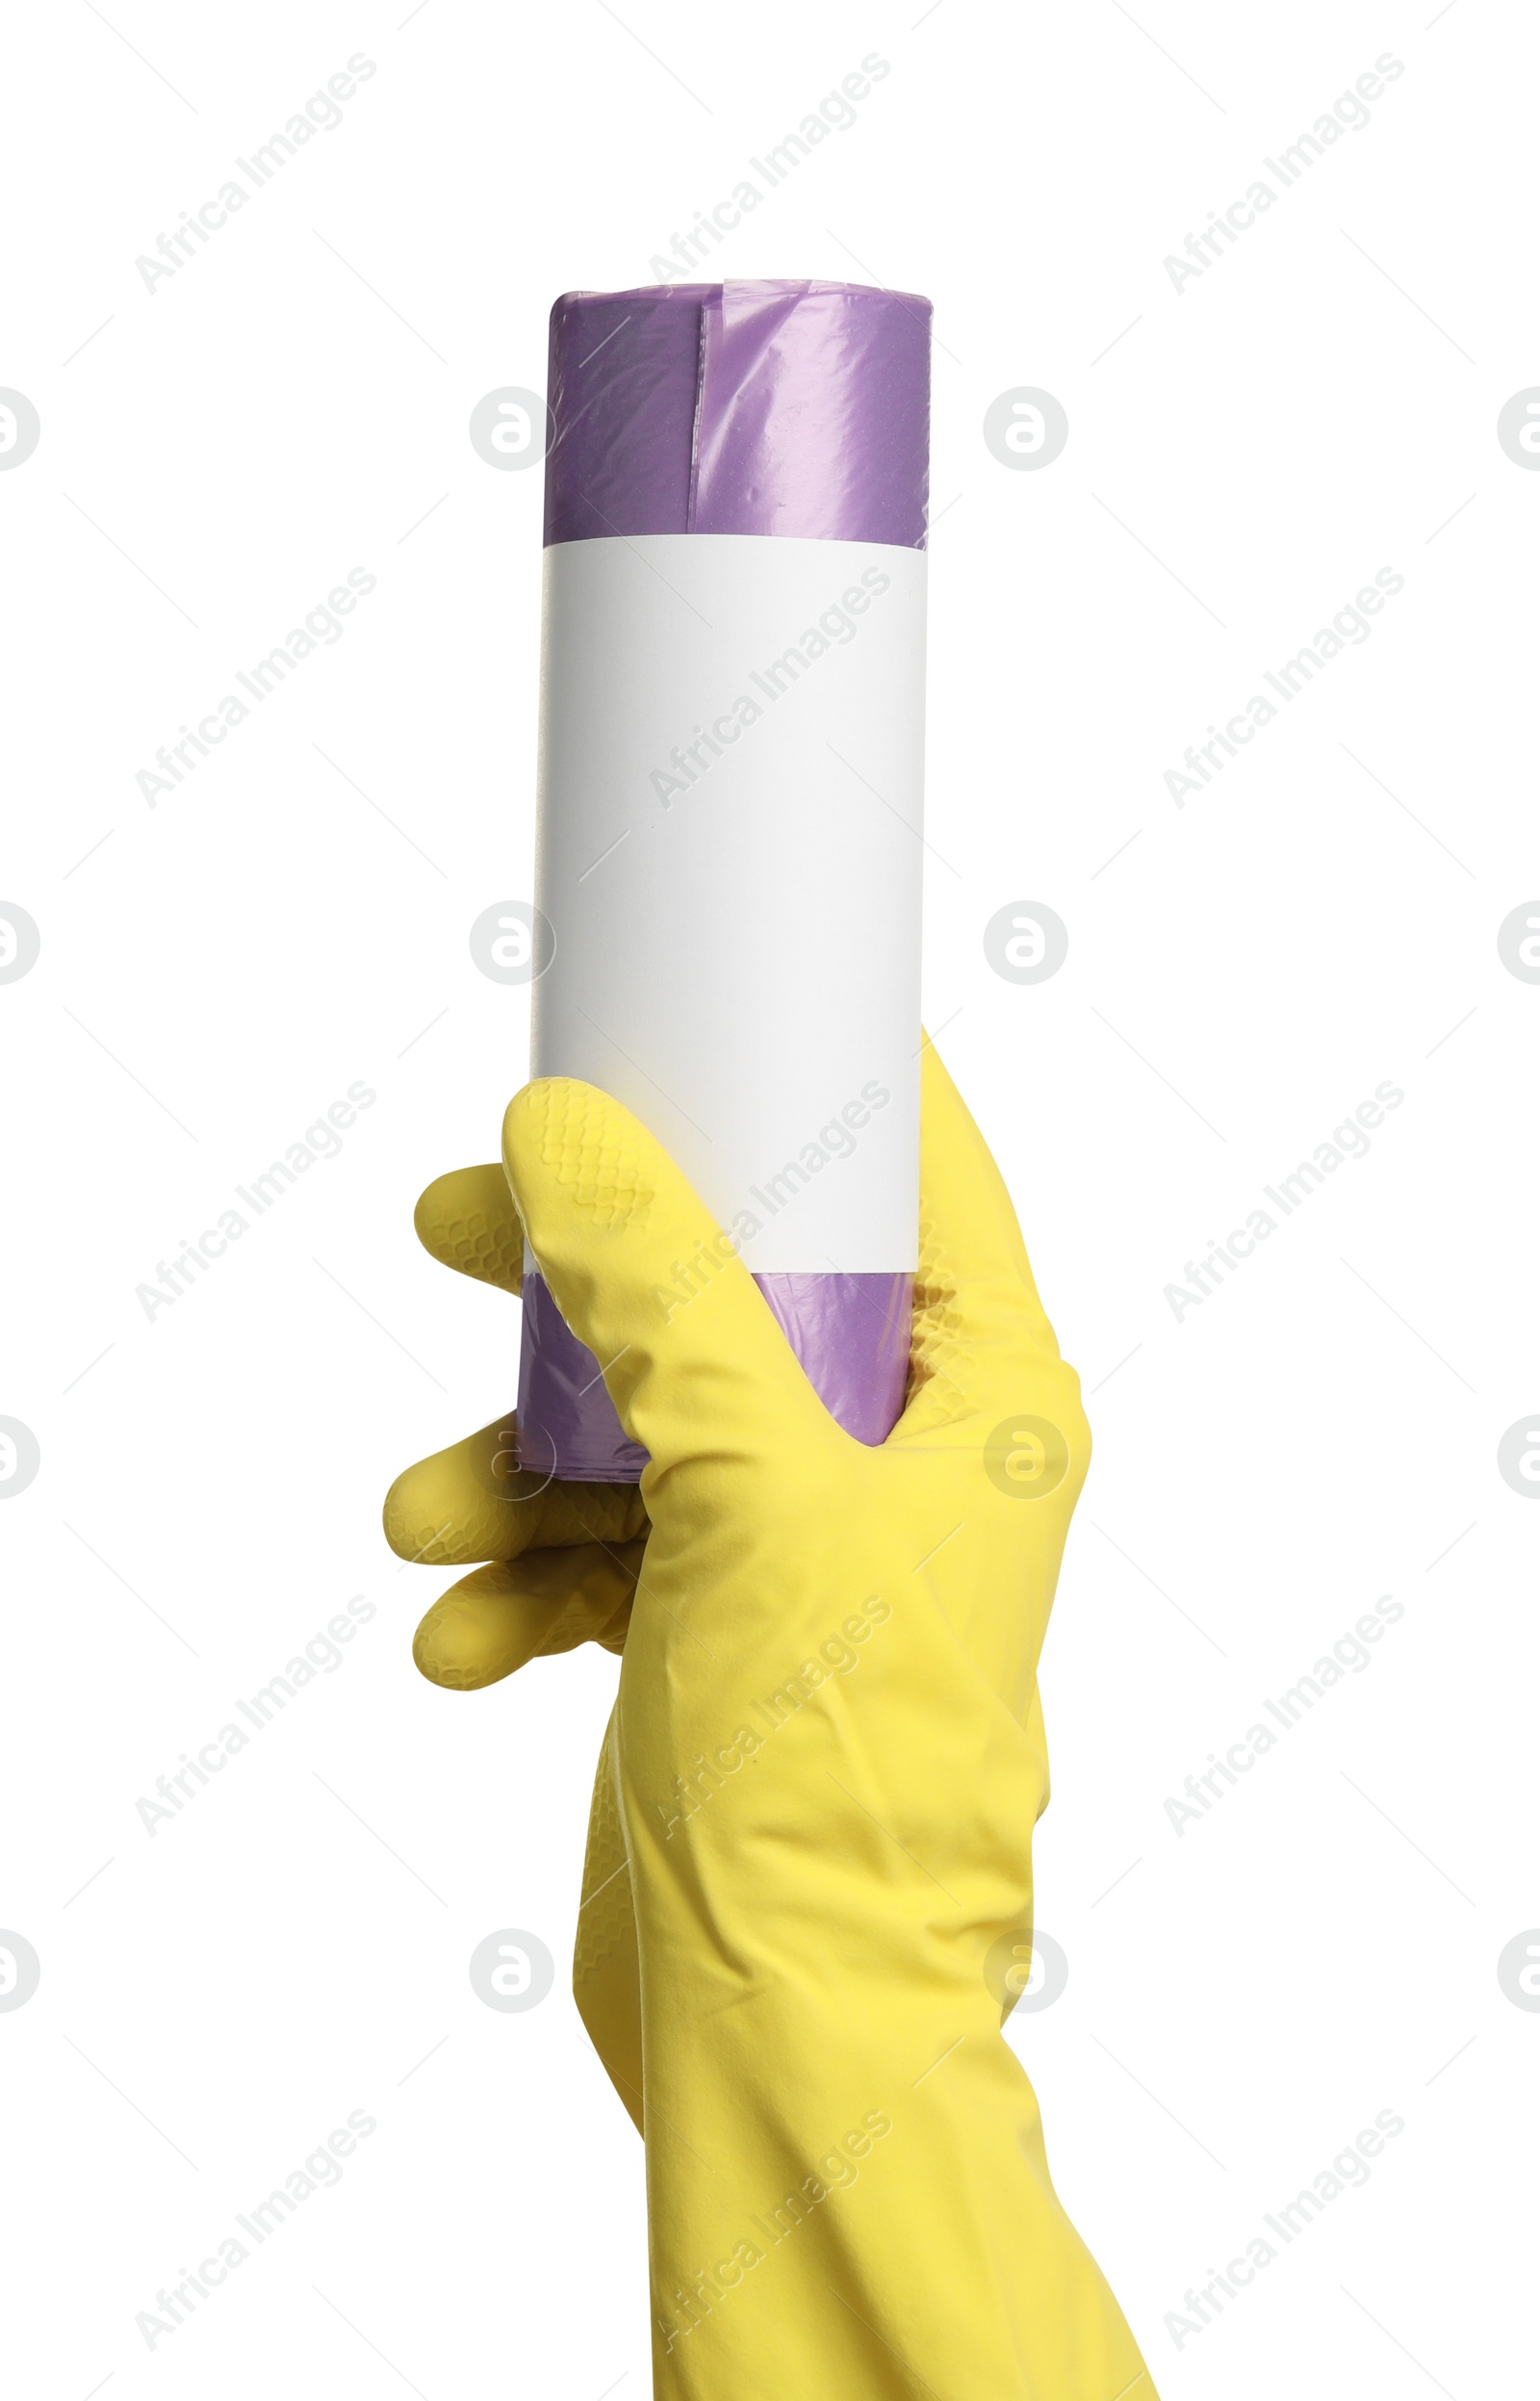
[2,3,1534,2395]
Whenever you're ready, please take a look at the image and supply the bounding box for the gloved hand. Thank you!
[386,1044,1155,2399]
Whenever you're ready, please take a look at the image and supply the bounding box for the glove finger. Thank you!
[890,1037,1077,1442]
[501,1078,833,1491]
[414,1164,525,1295]
[412,1539,643,1690]
[383,1411,646,1566]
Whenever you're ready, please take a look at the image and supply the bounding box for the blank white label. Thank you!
[531,533,925,1272]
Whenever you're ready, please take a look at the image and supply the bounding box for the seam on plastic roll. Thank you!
[685,297,707,534]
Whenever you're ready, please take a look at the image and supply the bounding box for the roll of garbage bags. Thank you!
[518,278,930,1481]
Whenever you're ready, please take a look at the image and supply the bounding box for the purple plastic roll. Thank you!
[520,279,931,1483]
[544,281,931,549]
[516,1268,913,1484]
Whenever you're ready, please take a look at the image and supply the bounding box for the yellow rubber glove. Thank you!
[387,1044,1156,2396]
